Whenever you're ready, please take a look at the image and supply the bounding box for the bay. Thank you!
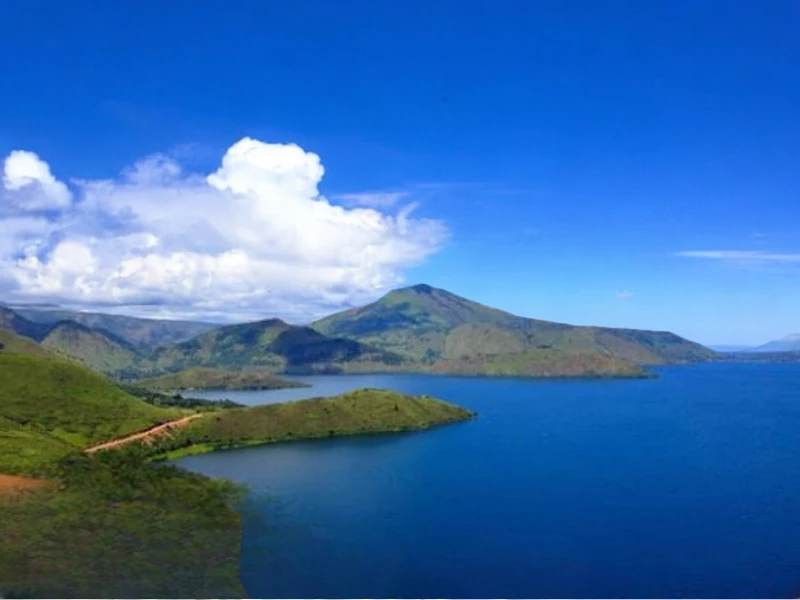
[177,364,800,598]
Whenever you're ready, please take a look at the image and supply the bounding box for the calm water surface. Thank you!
[177,364,800,598]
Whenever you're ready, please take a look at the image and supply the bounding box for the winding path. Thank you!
[84,413,206,454]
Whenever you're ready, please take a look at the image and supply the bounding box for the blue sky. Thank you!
[0,0,798,345]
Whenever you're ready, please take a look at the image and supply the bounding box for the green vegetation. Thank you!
[430,349,651,378]
[15,307,217,351]
[2,286,718,381]
[0,416,75,476]
[312,284,717,376]
[120,384,244,411]
[130,366,308,391]
[0,329,49,356]
[150,317,403,374]
[149,388,476,459]
[0,449,246,598]
[0,341,476,597]
[40,321,140,373]
[0,353,180,458]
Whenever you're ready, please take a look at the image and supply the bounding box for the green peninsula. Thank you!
[151,388,475,459]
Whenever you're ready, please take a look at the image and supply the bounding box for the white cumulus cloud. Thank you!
[3,150,72,210]
[0,137,448,322]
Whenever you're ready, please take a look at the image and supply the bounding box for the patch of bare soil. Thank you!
[0,473,49,497]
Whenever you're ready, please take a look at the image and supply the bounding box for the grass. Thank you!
[131,366,308,391]
[0,449,246,599]
[0,416,76,476]
[120,384,244,411]
[40,322,140,373]
[0,329,49,356]
[0,353,180,454]
[0,351,246,598]
[430,348,650,378]
[148,388,475,458]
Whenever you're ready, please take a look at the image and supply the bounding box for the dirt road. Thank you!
[84,413,205,454]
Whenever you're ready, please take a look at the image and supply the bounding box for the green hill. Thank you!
[312,284,716,376]
[0,449,246,598]
[15,307,217,351]
[0,329,49,356]
[152,388,475,458]
[152,318,404,374]
[0,308,149,373]
[0,350,245,596]
[132,367,308,391]
[0,353,179,468]
[40,321,141,373]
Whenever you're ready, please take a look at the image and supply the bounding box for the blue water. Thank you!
[177,364,800,598]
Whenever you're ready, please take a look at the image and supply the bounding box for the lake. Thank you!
[177,364,800,598]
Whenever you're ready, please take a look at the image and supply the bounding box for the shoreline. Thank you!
[154,413,477,461]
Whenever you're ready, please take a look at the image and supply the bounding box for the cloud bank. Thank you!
[0,138,448,322]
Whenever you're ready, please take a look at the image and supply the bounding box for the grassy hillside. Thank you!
[132,366,307,391]
[151,388,475,458]
[0,308,149,374]
[15,307,217,351]
[0,353,180,456]
[40,321,140,373]
[430,349,650,378]
[0,329,49,356]
[0,415,75,476]
[152,318,404,374]
[0,450,246,598]
[312,284,716,375]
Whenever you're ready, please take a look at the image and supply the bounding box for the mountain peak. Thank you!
[255,318,289,328]
[407,283,435,294]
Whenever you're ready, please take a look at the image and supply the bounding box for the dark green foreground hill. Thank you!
[0,332,474,598]
[0,345,180,475]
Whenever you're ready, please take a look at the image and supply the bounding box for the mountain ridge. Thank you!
[311,284,716,374]
[3,284,717,379]
[750,333,800,353]
[13,307,216,351]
